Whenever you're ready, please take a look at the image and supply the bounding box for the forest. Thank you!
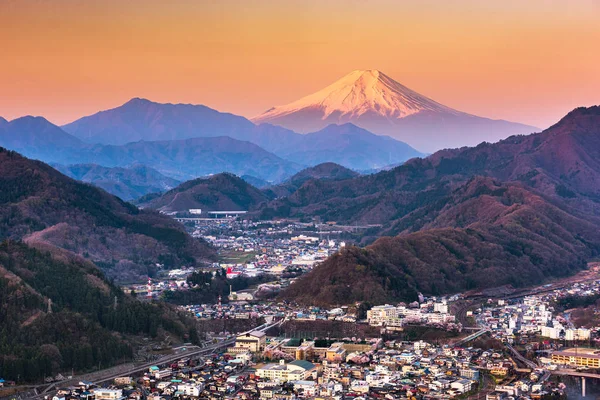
[0,241,199,382]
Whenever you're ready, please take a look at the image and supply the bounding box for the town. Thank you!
[11,270,600,400]
[5,220,600,400]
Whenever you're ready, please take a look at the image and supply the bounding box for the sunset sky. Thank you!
[1,0,599,128]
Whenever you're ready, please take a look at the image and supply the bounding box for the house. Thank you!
[292,380,317,397]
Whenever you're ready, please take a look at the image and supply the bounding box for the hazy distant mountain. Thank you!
[273,123,423,170]
[266,162,360,198]
[0,147,215,281]
[63,98,422,171]
[63,97,255,145]
[0,116,85,162]
[241,174,271,188]
[83,136,301,182]
[137,173,270,213]
[252,69,538,152]
[0,115,301,182]
[53,163,180,200]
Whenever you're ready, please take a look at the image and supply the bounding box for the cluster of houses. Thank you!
[477,295,595,343]
[366,299,457,330]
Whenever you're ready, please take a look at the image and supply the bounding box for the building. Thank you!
[292,380,317,397]
[93,388,123,400]
[565,328,591,341]
[256,360,317,382]
[451,379,473,393]
[113,377,132,386]
[177,383,203,396]
[460,368,480,380]
[551,348,600,368]
[367,305,401,326]
[155,368,172,380]
[234,331,267,352]
[434,301,449,314]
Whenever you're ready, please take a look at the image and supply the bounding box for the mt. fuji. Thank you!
[252,70,538,152]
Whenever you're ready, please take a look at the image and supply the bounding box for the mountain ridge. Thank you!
[0,147,215,281]
[53,163,181,201]
[61,98,424,170]
[277,106,600,304]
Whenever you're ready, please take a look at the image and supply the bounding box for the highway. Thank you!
[505,343,537,370]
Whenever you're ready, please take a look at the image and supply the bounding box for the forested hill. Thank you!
[0,241,200,382]
[280,107,600,305]
[136,172,271,213]
[0,147,215,281]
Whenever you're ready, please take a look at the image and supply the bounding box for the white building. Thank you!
[367,305,401,326]
[450,379,473,393]
[256,360,316,383]
[93,389,123,400]
[177,383,203,396]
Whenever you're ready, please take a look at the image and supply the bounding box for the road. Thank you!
[551,369,600,379]
[505,343,537,369]
[29,320,281,400]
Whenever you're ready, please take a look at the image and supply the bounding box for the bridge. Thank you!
[454,329,490,347]
[551,369,600,397]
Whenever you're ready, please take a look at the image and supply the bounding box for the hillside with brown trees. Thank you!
[0,147,215,281]
[280,107,600,305]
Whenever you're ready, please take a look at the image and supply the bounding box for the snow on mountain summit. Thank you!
[251,69,537,153]
[253,69,462,123]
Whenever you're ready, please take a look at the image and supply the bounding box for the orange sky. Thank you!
[1,0,599,128]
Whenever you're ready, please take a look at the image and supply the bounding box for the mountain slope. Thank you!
[0,147,215,281]
[83,136,301,182]
[0,241,200,382]
[53,163,181,200]
[253,69,537,152]
[281,177,600,305]
[273,123,423,170]
[278,106,600,304]
[0,116,85,162]
[265,162,360,198]
[137,173,271,213]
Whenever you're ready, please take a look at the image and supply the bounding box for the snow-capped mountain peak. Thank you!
[253,69,461,123]
[251,69,537,153]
